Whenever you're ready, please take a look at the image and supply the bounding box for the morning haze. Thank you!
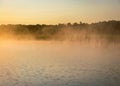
[0,0,120,86]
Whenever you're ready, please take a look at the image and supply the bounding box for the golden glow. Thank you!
[0,0,120,24]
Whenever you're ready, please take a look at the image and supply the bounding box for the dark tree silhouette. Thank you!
[0,20,120,40]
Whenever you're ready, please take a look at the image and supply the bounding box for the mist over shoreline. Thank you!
[0,20,120,43]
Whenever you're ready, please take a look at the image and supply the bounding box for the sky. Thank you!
[0,0,120,24]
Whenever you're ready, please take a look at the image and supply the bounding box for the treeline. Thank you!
[0,20,120,40]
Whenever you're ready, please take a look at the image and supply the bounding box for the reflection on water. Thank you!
[0,40,120,86]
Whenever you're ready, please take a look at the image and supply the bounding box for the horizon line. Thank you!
[0,20,120,25]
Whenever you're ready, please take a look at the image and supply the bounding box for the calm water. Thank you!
[0,40,120,86]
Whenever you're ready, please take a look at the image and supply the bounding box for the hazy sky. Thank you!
[0,0,120,24]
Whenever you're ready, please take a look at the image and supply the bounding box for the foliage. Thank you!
[0,20,120,40]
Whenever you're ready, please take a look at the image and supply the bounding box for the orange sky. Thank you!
[0,0,120,24]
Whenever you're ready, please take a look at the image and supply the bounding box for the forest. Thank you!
[0,20,120,42]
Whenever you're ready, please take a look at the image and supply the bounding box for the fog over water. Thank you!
[0,20,120,86]
[0,40,120,86]
[0,0,120,85]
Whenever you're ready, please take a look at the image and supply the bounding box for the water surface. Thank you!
[0,40,120,86]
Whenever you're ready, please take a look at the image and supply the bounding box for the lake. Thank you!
[0,40,120,86]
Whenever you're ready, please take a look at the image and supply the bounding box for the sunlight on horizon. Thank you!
[0,0,120,24]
